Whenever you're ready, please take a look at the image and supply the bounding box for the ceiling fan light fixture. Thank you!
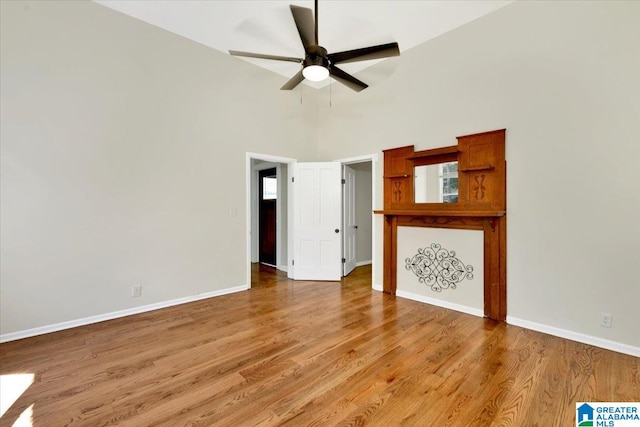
[229,1,400,92]
[303,64,329,82]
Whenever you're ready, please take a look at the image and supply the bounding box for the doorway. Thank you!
[246,152,378,288]
[247,153,296,284]
[259,168,277,266]
[341,160,373,277]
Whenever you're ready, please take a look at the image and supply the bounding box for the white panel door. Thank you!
[342,165,357,276]
[293,162,341,281]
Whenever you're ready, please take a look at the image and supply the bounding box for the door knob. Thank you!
[335,229,340,233]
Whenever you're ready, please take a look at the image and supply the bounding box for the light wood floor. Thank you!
[1,265,638,426]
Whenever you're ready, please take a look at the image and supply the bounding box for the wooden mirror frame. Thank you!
[375,129,507,321]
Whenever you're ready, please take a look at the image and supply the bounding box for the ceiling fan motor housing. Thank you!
[303,46,329,69]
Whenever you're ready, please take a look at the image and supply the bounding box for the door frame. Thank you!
[251,161,280,265]
[246,153,297,287]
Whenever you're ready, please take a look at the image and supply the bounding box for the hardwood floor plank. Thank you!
[1,264,638,426]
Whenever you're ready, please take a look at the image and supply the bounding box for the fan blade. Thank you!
[330,66,368,92]
[328,42,400,65]
[281,69,305,90]
[290,5,316,49]
[229,50,302,63]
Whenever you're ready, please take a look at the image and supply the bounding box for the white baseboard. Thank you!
[0,285,249,343]
[7,285,635,358]
[507,316,640,357]
[396,290,484,318]
[356,260,372,267]
[277,265,288,273]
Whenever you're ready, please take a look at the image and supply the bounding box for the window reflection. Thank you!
[262,177,277,200]
[414,162,458,203]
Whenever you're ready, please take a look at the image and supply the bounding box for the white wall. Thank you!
[2,0,639,354]
[0,1,318,335]
[317,0,640,349]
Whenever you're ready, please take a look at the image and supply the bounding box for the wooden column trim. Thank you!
[483,218,500,319]
[383,215,395,294]
[499,216,507,320]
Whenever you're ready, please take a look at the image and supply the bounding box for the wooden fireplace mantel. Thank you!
[373,210,505,217]
[376,129,507,321]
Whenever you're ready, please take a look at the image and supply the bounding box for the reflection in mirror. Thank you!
[414,162,458,203]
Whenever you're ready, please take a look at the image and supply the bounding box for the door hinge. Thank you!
[342,178,346,184]
[292,259,294,266]
[292,177,295,183]
[342,258,346,263]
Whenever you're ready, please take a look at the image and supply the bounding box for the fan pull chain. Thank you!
[300,83,303,105]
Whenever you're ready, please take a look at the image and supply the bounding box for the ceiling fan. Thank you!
[229,0,400,92]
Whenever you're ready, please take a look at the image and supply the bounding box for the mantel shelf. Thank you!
[383,174,410,179]
[459,165,494,172]
[373,209,506,217]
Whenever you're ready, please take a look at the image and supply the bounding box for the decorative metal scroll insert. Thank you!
[405,243,474,292]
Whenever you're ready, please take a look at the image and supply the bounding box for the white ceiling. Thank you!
[95,0,514,88]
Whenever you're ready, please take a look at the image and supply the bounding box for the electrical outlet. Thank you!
[132,285,142,298]
[600,312,612,328]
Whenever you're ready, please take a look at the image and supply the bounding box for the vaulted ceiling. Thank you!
[95,1,514,88]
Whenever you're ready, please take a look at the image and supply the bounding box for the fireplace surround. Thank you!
[375,129,507,321]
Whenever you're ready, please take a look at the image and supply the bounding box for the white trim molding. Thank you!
[0,285,249,343]
[396,290,484,318]
[356,260,372,267]
[507,316,640,358]
[334,153,380,165]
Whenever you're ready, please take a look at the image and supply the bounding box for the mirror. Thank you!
[414,161,459,203]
